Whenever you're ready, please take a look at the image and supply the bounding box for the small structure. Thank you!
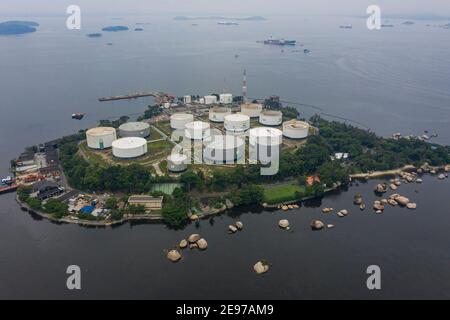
[32,180,64,201]
[183,95,192,104]
[219,93,233,104]
[128,195,163,212]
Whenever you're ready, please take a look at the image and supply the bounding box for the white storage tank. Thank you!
[209,106,232,123]
[203,135,245,164]
[185,121,211,140]
[112,137,148,159]
[86,127,117,150]
[183,95,192,104]
[167,154,188,173]
[204,95,218,105]
[119,122,150,138]
[249,127,283,164]
[241,103,263,118]
[283,120,310,139]
[224,113,250,133]
[170,113,194,130]
[219,93,233,104]
[259,110,283,126]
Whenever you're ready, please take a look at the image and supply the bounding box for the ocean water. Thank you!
[0,15,449,299]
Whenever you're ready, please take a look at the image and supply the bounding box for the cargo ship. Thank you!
[72,113,84,120]
[263,38,296,46]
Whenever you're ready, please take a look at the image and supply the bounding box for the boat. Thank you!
[72,113,84,120]
[1,176,14,185]
[263,38,296,46]
[339,24,353,29]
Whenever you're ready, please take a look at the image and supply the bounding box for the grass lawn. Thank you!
[263,183,305,204]
[148,127,163,141]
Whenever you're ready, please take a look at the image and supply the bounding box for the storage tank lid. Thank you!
[87,127,116,136]
[112,137,147,149]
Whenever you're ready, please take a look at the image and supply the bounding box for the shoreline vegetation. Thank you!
[12,114,450,228]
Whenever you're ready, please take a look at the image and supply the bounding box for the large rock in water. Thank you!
[188,234,201,243]
[395,196,410,206]
[235,221,244,230]
[407,203,417,209]
[310,220,325,231]
[374,183,388,194]
[278,219,290,229]
[353,194,363,205]
[179,239,188,249]
[253,261,269,274]
[167,250,181,262]
[373,201,385,211]
[197,238,208,250]
[229,225,238,233]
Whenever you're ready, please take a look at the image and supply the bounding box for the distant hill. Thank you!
[101,26,129,32]
[0,20,39,35]
[174,16,266,21]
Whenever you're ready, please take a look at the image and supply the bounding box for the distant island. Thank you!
[86,33,102,38]
[174,16,266,21]
[134,28,144,31]
[0,21,39,35]
[102,26,129,32]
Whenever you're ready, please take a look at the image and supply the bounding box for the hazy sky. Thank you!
[1,0,450,17]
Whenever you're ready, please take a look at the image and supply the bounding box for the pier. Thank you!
[99,91,175,104]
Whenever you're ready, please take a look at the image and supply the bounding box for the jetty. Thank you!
[99,91,174,104]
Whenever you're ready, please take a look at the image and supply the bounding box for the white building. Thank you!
[183,95,192,104]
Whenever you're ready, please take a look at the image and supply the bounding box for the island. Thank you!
[174,16,266,21]
[102,26,129,32]
[134,28,144,32]
[9,95,450,229]
[0,20,39,35]
[86,33,102,38]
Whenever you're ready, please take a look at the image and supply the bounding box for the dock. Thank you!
[0,184,18,195]
[99,91,174,104]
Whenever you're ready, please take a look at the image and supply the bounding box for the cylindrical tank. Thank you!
[240,103,263,118]
[86,127,117,150]
[203,135,245,164]
[204,95,218,105]
[185,121,211,140]
[283,120,310,139]
[224,114,250,133]
[209,106,232,123]
[219,93,233,104]
[259,110,283,126]
[112,137,148,159]
[167,154,188,173]
[171,113,194,130]
[249,127,283,164]
[118,122,150,138]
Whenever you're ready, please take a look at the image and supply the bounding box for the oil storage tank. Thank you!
[224,113,250,133]
[219,93,233,104]
[119,122,150,138]
[86,127,117,150]
[203,135,245,164]
[249,127,283,164]
[240,103,263,118]
[283,120,310,139]
[167,154,188,173]
[209,106,232,123]
[185,121,211,140]
[112,137,148,159]
[171,113,194,130]
[259,110,283,126]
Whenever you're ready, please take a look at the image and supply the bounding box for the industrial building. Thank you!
[118,122,150,138]
[185,121,211,140]
[224,113,250,133]
[167,154,188,173]
[112,137,148,159]
[259,110,283,126]
[203,135,245,164]
[128,195,163,212]
[219,93,233,104]
[86,127,117,149]
[240,103,263,118]
[170,113,194,130]
[204,95,218,105]
[282,120,310,139]
[209,106,232,123]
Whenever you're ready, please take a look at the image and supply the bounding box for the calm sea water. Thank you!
[0,15,449,299]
